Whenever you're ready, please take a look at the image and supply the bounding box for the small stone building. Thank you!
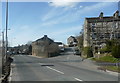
[32,35,59,57]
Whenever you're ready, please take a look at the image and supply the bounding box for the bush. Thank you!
[100,47,108,53]
[83,47,93,58]
[101,40,120,58]
[112,44,120,58]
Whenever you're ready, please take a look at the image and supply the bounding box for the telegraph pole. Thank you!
[1,1,10,82]
[5,0,8,62]
[2,31,5,75]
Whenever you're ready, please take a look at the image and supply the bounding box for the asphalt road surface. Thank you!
[0,55,2,78]
[10,48,118,82]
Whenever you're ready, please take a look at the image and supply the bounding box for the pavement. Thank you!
[10,49,118,81]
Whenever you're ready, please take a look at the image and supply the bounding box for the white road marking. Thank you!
[46,66,64,74]
[74,77,83,81]
[38,63,43,65]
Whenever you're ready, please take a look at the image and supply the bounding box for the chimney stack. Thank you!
[99,12,103,19]
[44,35,47,38]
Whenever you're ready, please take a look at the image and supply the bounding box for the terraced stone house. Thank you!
[83,11,120,53]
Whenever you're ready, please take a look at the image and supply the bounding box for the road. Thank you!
[10,48,118,82]
[0,55,2,78]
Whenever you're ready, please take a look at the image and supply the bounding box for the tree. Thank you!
[76,27,84,51]
[76,34,83,49]
[27,41,33,45]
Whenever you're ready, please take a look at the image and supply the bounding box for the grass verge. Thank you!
[91,56,120,72]
[91,56,119,63]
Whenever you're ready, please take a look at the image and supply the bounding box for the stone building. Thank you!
[32,35,59,57]
[67,36,78,47]
[83,11,120,53]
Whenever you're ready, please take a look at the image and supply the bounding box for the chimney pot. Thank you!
[44,35,47,38]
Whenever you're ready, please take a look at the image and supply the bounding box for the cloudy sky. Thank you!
[1,1,119,46]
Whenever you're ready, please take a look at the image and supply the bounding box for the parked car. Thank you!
[73,49,81,55]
